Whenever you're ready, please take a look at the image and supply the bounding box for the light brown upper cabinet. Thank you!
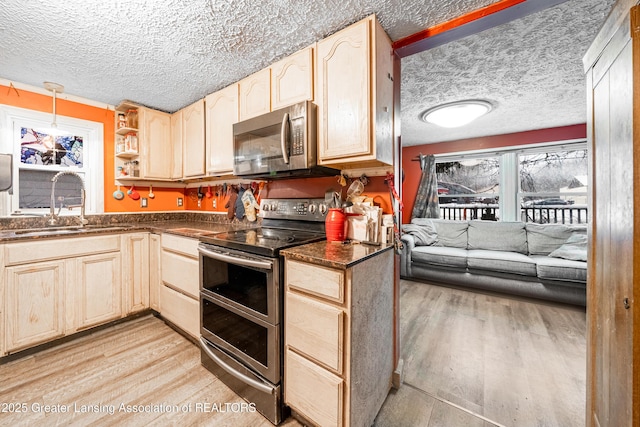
[169,110,183,179]
[181,99,206,179]
[271,45,315,110]
[139,107,173,179]
[205,84,239,176]
[239,68,271,121]
[316,15,393,168]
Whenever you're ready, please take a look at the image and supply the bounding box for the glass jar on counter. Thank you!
[126,109,138,129]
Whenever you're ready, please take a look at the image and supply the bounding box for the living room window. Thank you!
[434,141,587,223]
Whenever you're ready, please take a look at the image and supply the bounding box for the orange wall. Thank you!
[0,84,184,212]
[2,84,393,216]
[401,124,587,224]
[183,176,393,215]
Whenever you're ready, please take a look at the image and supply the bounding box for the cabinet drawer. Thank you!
[161,233,198,258]
[161,250,199,298]
[5,235,120,266]
[286,260,344,303]
[285,349,344,427]
[286,292,344,373]
[159,285,199,338]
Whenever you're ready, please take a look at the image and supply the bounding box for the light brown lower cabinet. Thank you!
[159,233,199,338]
[283,249,394,427]
[0,233,155,357]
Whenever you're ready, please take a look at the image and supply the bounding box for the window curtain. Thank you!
[411,154,440,219]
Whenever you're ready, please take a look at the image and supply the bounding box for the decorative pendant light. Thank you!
[43,81,65,134]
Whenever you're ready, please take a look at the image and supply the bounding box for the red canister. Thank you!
[325,208,347,242]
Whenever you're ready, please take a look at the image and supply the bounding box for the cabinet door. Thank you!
[182,99,206,178]
[317,18,372,161]
[239,68,271,121]
[206,85,238,175]
[170,110,183,179]
[271,46,314,110]
[5,261,66,352]
[140,108,172,179]
[75,253,122,331]
[285,349,344,427]
[286,291,344,373]
[122,233,149,314]
[149,234,161,311]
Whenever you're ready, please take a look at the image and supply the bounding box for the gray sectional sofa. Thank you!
[400,219,588,306]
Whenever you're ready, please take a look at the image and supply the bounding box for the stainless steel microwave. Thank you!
[233,101,338,179]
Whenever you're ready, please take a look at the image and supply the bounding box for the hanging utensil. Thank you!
[113,186,124,200]
[128,185,140,200]
[197,185,204,207]
[148,185,155,199]
[206,185,213,198]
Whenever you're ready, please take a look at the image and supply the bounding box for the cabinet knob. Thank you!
[623,297,630,310]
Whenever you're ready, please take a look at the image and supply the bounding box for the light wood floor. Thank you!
[374,279,587,427]
[0,280,586,427]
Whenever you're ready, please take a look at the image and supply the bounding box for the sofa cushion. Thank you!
[467,249,537,276]
[411,246,468,269]
[412,219,469,248]
[549,234,588,262]
[526,223,587,255]
[468,220,528,254]
[530,255,587,282]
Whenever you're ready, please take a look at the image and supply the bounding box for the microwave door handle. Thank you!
[280,112,290,164]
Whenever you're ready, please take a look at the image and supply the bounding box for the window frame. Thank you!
[0,105,104,216]
[434,139,587,222]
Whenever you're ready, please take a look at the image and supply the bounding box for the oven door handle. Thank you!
[199,337,274,395]
[198,247,273,270]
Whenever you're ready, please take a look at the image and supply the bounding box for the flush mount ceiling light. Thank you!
[421,100,493,128]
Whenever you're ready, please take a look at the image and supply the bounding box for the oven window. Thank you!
[202,256,269,315]
[202,298,268,367]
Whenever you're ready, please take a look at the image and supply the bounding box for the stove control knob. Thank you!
[319,204,327,214]
[308,204,317,214]
[270,203,278,212]
[261,204,269,212]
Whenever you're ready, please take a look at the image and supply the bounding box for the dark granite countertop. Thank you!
[0,219,257,242]
[281,240,394,270]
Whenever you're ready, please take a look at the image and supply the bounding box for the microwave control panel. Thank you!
[290,117,304,156]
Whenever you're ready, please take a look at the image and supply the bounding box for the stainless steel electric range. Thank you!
[198,198,328,425]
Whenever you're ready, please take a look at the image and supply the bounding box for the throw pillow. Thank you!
[549,234,588,261]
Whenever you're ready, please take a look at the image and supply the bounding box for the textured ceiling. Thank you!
[401,0,616,145]
[0,0,615,146]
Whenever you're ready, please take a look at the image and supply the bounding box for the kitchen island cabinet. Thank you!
[282,242,394,427]
[316,15,394,169]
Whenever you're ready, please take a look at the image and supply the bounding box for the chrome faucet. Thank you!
[49,171,88,226]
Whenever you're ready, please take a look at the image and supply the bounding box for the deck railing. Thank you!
[438,203,588,224]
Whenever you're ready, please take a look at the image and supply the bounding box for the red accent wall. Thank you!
[401,124,587,224]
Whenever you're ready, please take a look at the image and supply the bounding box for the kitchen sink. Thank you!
[12,224,135,236]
